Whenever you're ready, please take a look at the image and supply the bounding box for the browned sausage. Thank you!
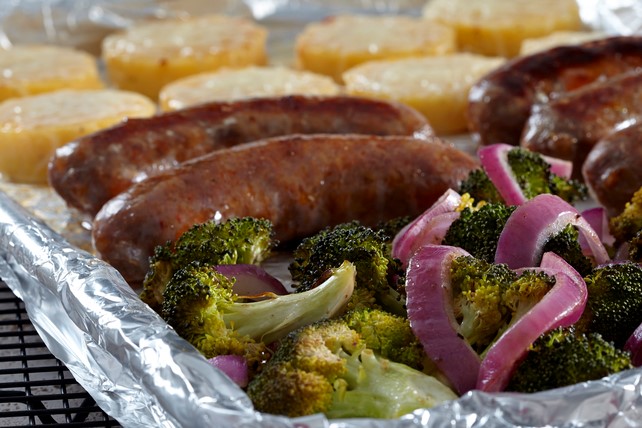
[521,69,642,178]
[92,134,478,284]
[49,95,432,216]
[468,36,642,147]
[582,123,642,216]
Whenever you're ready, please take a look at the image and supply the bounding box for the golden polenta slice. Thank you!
[343,53,504,135]
[0,89,156,184]
[295,14,455,82]
[102,14,268,100]
[159,66,340,111]
[519,31,609,56]
[422,0,583,57]
[0,45,103,102]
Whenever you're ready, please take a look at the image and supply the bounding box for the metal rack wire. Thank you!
[0,280,120,427]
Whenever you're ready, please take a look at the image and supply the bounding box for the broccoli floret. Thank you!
[449,256,516,353]
[610,187,642,244]
[507,327,632,393]
[458,169,504,204]
[457,148,587,205]
[343,308,426,371]
[541,223,594,277]
[141,217,276,312]
[448,256,556,356]
[161,260,356,370]
[442,203,517,263]
[246,318,457,419]
[288,221,405,315]
[578,263,642,348]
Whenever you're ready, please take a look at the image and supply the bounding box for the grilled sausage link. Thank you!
[521,69,642,178]
[92,134,478,284]
[49,95,432,216]
[582,123,642,216]
[468,36,642,147]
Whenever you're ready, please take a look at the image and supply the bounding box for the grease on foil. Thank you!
[0,0,642,427]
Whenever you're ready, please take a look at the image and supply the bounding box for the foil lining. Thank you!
[0,0,642,427]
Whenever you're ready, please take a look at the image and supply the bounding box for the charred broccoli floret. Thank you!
[343,308,426,371]
[442,203,517,263]
[161,260,356,371]
[507,327,632,393]
[449,256,515,353]
[449,256,556,356]
[578,263,642,348]
[458,147,587,204]
[246,317,457,419]
[288,221,404,315]
[610,187,642,242]
[541,223,594,277]
[458,169,504,204]
[141,217,276,312]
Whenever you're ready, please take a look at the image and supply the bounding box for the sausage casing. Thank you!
[49,95,433,216]
[582,123,642,216]
[468,36,642,147]
[92,134,478,284]
[521,69,642,177]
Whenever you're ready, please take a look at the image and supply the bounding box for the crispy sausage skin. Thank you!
[582,123,642,216]
[92,134,478,284]
[49,95,432,216]
[468,36,642,147]
[521,69,642,178]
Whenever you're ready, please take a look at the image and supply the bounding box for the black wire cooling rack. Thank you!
[0,280,121,427]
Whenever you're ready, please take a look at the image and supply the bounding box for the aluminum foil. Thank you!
[1,0,642,427]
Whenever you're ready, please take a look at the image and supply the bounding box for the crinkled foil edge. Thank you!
[1,0,642,427]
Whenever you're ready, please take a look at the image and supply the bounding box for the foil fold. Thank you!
[1,0,642,426]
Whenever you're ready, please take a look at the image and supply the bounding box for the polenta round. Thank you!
[0,89,156,184]
[102,14,268,100]
[0,45,103,102]
[159,66,340,111]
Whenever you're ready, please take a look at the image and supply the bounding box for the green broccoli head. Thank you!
[610,187,642,244]
[507,327,632,393]
[502,270,556,321]
[541,223,594,277]
[161,262,266,365]
[288,221,404,315]
[507,148,587,204]
[449,256,516,353]
[458,169,504,204]
[442,203,517,263]
[141,217,276,312]
[579,262,642,348]
[161,260,357,366]
[457,148,587,205]
[246,318,457,419]
[343,308,426,371]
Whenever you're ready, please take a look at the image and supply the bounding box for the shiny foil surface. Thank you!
[0,1,641,427]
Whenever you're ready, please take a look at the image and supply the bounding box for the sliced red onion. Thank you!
[392,189,462,268]
[580,206,615,247]
[405,244,481,395]
[214,264,288,298]
[207,355,249,388]
[478,143,527,206]
[541,155,573,179]
[495,194,610,269]
[477,252,588,392]
[624,323,642,367]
